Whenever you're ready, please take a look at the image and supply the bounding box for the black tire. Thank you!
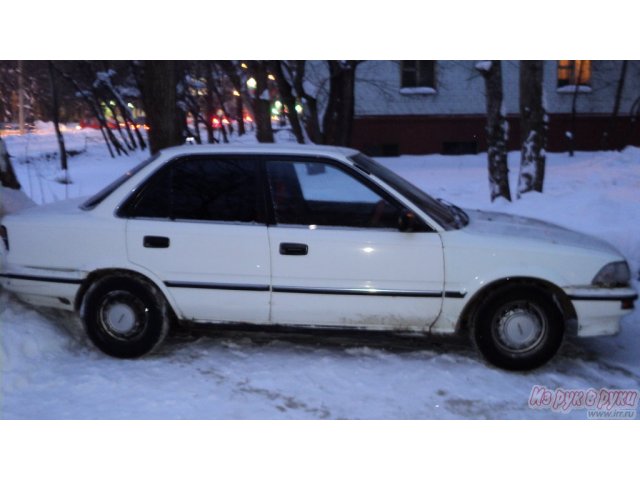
[82,276,170,359]
[472,287,564,371]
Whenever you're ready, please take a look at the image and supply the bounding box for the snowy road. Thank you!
[2,290,638,419]
[1,128,639,419]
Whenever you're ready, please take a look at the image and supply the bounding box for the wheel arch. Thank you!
[457,276,577,335]
[75,268,180,323]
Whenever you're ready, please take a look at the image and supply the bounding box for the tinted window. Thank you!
[123,156,260,223]
[266,160,402,229]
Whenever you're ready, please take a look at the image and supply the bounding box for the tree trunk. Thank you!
[140,61,184,154]
[568,61,584,157]
[0,137,21,189]
[248,61,274,143]
[270,61,305,144]
[322,61,358,146]
[203,62,218,144]
[207,66,234,144]
[292,61,322,144]
[518,60,547,197]
[604,60,628,150]
[18,61,25,135]
[477,61,511,202]
[216,61,247,136]
[48,61,68,179]
[235,95,246,136]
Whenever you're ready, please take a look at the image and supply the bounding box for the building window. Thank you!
[400,61,436,94]
[557,60,592,92]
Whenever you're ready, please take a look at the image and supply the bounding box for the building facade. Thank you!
[351,60,640,155]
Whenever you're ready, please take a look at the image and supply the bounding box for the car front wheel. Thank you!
[82,276,170,358]
[472,287,564,371]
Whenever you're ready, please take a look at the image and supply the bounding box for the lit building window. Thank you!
[557,60,591,88]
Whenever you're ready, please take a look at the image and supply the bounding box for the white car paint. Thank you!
[0,144,636,366]
[267,225,444,330]
[127,219,271,324]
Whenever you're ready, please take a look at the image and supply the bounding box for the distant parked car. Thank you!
[0,144,636,370]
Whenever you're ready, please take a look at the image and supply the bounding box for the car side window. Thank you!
[124,156,260,223]
[266,159,402,229]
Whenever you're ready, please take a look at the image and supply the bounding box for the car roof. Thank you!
[159,143,360,159]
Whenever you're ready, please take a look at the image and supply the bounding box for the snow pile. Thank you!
[0,291,80,375]
[0,130,639,419]
[475,61,492,72]
[0,185,36,218]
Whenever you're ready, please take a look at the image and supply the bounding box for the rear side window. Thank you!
[121,155,261,223]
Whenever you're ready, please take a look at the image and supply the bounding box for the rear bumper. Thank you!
[0,272,82,311]
[565,287,637,337]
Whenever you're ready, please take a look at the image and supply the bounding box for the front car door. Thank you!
[265,156,445,332]
[122,154,271,324]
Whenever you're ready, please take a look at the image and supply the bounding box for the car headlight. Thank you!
[592,261,631,288]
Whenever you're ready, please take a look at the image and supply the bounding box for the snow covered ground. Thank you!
[1,126,638,419]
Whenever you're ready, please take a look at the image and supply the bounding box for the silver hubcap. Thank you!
[99,291,146,339]
[495,304,545,352]
[104,303,137,335]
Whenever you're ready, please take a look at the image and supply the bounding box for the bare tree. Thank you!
[517,60,547,196]
[246,61,274,143]
[48,61,69,183]
[322,60,360,146]
[603,60,628,150]
[93,65,147,151]
[206,62,236,144]
[291,61,322,144]
[139,61,185,153]
[181,72,206,144]
[567,61,584,157]
[54,62,128,157]
[275,60,362,146]
[203,62,221,144]
[216,61,247,137]
[476,61,511,202]
[270,61,305,144]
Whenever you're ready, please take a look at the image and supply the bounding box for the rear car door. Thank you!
[122,154,271,324]
[265,156,445,331]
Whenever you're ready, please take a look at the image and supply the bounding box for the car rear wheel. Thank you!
[472,287,564,371]
[82,276,170,358]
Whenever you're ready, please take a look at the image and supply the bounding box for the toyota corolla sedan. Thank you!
[0,144,636,370]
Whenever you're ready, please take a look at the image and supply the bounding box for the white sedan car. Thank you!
[0,144,636,370]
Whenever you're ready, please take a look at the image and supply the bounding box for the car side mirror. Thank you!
[398,209,418,232]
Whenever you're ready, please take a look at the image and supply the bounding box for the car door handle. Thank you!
[279,242,308,256]
[143,236,170,248]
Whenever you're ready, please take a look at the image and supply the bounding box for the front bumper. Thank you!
[565,287,637,337]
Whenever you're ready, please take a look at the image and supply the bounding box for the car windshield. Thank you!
[80,153,160,210]
[350,153,468,230]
